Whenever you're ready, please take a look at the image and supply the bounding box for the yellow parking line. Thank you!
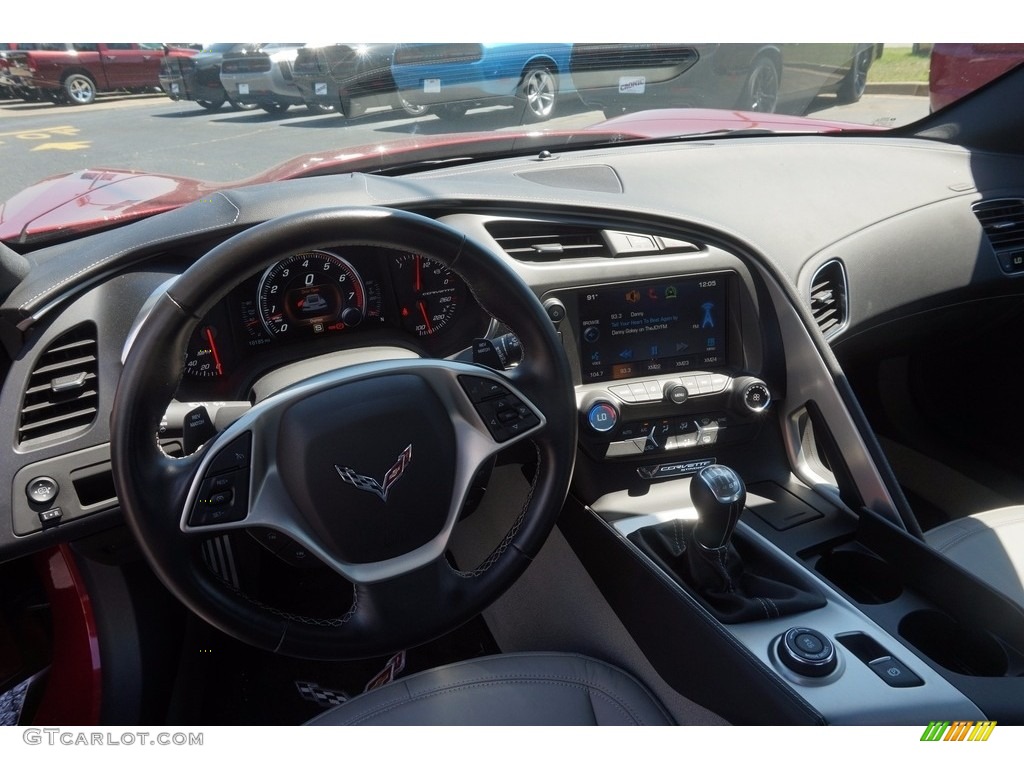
[0,125,80,139]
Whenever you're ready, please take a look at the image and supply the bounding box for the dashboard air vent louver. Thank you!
[809,260,849,340]
[485,220,701,262]
[487,221,611,261]
[973,199,1024,274]
[18,323,99,447]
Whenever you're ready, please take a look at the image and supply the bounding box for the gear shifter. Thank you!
[626,462,826,623]
[690,464,746,549]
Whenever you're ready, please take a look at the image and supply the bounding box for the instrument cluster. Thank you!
[176,244,487,398]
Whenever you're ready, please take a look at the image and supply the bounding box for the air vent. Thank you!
[18,323,99,447]
[488,221,610,261]
[486,220,700,262]
[973,199,1024,274]
[809,260,849,339]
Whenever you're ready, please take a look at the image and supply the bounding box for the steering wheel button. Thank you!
[208,490,233,506]
[247,527,289,554]
[209,475,233,491]
[208,432,253,475]
[458,375,510,403]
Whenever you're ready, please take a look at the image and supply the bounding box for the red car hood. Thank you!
[0,109,873,245]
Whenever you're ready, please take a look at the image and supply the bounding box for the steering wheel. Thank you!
[111,207,576,659]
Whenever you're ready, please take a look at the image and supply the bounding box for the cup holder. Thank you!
[815,549,903,604]
[899,609,1008,677]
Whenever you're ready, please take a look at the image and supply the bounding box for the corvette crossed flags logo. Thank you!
[335,444,413,502]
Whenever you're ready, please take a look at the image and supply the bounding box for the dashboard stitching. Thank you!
[17,191,242,311]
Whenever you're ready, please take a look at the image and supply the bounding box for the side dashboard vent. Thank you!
[973,199,1024,274]
[18,323,99,447]
[809,260,849,339]
[485,219,701,262]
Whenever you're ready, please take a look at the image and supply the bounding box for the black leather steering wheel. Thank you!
[111,207,576,659]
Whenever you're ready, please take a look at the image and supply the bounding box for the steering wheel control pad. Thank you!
[188,432,253,526]
[458,374,540,442]
[276,375,456,564]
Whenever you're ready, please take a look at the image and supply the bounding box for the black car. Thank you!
[571,43,876,117]
[292,43,427,119]
[159,43,257,112]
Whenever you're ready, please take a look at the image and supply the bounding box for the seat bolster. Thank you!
[925,506,1024,610]
[307,652,675,726]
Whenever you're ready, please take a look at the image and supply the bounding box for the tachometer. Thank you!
[257,250,371,338]
[390,253,464,337]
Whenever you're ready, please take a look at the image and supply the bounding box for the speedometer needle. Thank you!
[417,300,433,335]
[415,255,423,292]
[205,326,224,376]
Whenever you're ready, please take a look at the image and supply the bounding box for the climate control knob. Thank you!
[734,377,771,414]
[585,401,619,434]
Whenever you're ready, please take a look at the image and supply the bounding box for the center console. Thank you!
[541,264,1023,725]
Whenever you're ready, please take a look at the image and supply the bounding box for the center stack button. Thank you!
[586,401,619,434]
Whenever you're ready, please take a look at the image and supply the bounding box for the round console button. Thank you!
[543,298,567,323]
[586,402,619,433]
[793,631,825,655]
[26,476,59,505]
[778,627,838,678]
[743,382,771,413]
[666,383,689,404]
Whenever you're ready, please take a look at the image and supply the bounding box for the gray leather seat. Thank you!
[925,506,1024,610]
[307,652,675,726]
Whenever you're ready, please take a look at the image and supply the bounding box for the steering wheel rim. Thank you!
[111,207,576,659]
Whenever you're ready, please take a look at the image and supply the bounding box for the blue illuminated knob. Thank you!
[586,402,619,434]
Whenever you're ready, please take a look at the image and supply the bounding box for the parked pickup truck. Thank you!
[5,43,197,105]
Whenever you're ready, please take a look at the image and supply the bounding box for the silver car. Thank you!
[219,43,328,115]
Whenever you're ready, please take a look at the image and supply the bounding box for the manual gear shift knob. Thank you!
[690,464,746,549]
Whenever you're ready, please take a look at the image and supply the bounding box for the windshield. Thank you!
[1,35,1021,244]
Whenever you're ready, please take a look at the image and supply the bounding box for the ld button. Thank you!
[586,402,619,434]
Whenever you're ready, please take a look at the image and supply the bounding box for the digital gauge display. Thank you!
[577,275,730,383]
[257,250,381,338]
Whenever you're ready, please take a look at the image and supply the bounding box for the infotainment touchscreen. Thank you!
[577,275,729,382]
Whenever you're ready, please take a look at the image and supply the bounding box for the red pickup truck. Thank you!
[5,43,197,105]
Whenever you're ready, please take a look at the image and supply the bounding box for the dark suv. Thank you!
[159,43,258,112]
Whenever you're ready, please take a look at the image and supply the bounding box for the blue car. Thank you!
[391,43,572,122]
